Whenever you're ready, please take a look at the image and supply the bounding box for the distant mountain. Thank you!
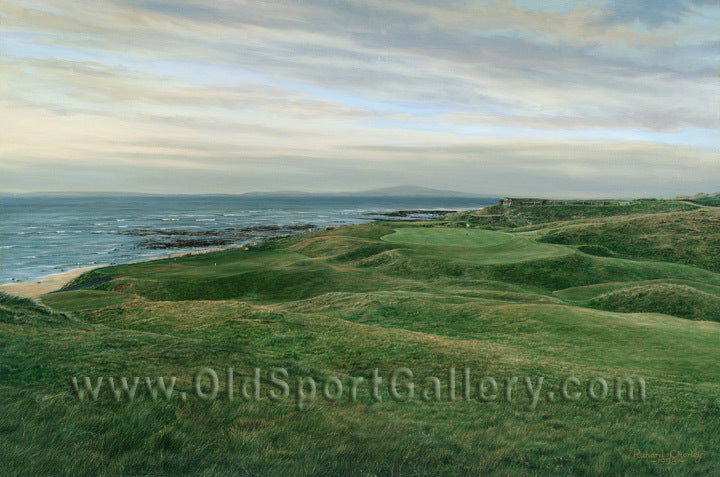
[240,186,485,197]
[5,186,487,198]
[3,191,157,197]
[347,186,482,197]
[234,190,312,197]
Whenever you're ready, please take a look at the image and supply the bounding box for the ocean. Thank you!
[0,195,497,284]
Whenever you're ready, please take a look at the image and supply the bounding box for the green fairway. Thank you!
[381,227,515,247]
[3,201,720,475]
[381,227,572,264]
[41,290,139,312]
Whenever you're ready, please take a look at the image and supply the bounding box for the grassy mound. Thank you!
[576,244,615,257]
[41,290,140,312]
[288,235,380,258]
[2,213,719,475]
[0,291,72,326]
[488,252,720,291]
[677,191,720,207]
[452,200,698,228]
[588,283,720,322]
[692,196,720,207]
[540,209,720,272]
[554,279,720,303]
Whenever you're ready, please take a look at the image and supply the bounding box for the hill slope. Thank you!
[588,283,720,322]
[450,199,699,228]
[2,203,720,475]
[539,209,720,272]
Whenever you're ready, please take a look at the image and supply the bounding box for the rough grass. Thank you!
[450,200,699,228]
[692,196,720,207]
[539,209,720,273]
[553,278,720,303]
[0,290,74,326]
[2,202,720,475]
[680,192,720,207]
[588,283,720,322]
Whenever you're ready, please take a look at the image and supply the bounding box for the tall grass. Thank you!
[3,204,719,475]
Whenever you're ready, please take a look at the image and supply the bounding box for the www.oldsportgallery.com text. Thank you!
[72,367,646,410]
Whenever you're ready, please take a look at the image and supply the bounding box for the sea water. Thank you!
[0,195,496,284]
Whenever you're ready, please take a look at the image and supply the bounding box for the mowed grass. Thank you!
[42,290,140,312]
[381,227,513,247]
[2,203,720,475]
[381,227,571,264]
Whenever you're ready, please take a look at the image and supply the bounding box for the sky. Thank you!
[0,0,718,197]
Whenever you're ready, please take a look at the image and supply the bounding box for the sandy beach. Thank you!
[0,244,253,298]
[0,266,99,297]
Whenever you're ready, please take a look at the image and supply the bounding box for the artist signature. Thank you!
[632,449,702,465]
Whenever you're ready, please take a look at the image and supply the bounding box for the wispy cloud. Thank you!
[1,0,717,194]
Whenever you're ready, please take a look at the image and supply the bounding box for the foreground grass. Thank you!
[3,202,720,475]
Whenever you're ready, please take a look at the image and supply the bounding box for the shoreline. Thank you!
[0,240,264,298]
[0,208,471,298]
[0,266,101,298]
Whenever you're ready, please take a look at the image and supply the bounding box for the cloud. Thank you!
[0,0,717,194]
[600,0,718,28]
[2,139,716,197]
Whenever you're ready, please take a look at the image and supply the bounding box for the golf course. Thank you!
[2,198,719,475]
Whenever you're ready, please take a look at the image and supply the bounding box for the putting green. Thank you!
[381,227,514,247]
[381,227,572,263]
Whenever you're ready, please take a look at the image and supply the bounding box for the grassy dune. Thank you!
[678,192,720,207]
[538,209,720,272]
[3,201,720,475]
[588,283,720,322]
[450,199,699,228]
